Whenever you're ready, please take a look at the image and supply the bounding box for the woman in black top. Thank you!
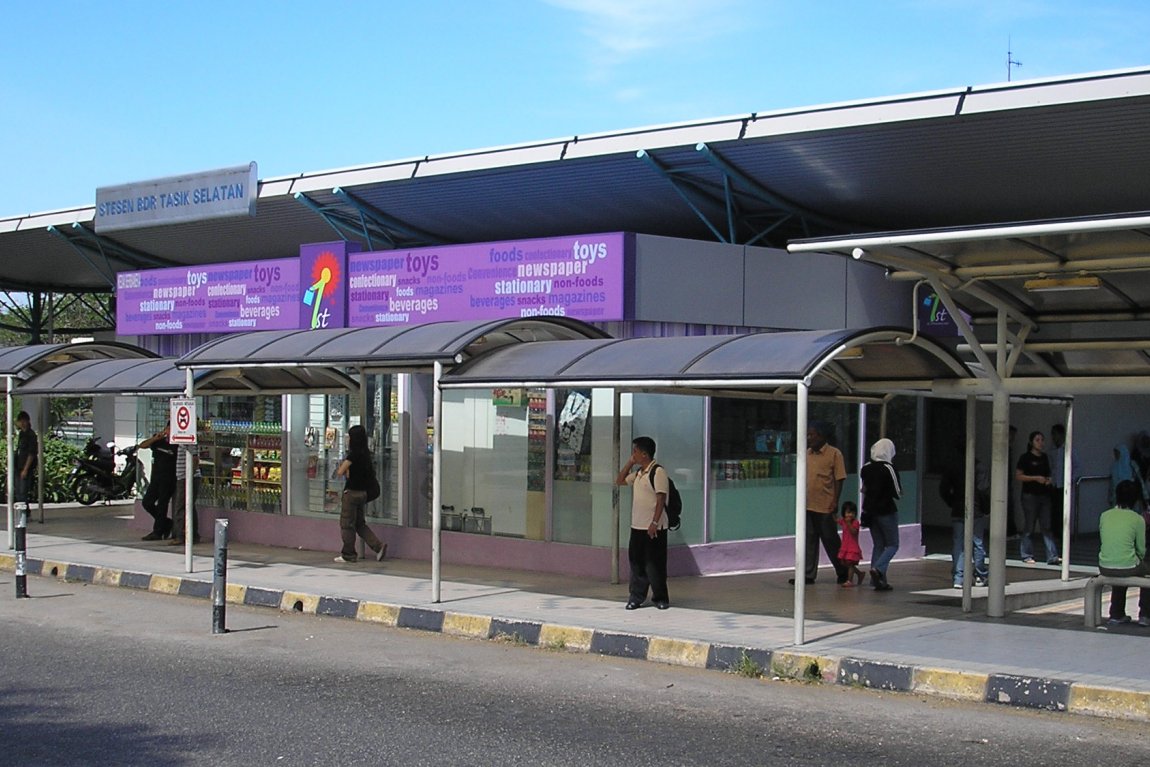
[1015,431,1060,565]
[333,425,386,563]
[860,438,902,591]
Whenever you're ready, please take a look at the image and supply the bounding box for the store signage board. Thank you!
[95,163,258,233]
[170,398,197,445]
[346,233,626,327]
[299,241,358,330]
[917,291,969,337]
[116,258,301,335]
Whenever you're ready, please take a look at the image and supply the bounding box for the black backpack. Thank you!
[649,464,683,531]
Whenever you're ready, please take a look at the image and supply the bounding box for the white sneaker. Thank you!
[975,577,988,587]
[333,556,354,563]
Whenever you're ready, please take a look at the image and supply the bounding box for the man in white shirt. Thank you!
[615,436,670,610]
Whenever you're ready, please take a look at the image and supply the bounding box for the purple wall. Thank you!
[132,503,922,580]
[347,233,626,326]
[116,258,300,335]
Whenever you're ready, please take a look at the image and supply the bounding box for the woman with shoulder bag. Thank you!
[333,425,387,563]
[860,438,902,591]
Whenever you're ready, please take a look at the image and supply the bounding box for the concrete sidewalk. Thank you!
[4,508,1150,723]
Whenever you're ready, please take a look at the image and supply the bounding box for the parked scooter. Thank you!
[69,437,144,505]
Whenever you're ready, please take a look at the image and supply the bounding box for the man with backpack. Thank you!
[616,436,670,610]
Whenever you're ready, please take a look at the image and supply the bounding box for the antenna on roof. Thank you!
[1007,37,1022,81]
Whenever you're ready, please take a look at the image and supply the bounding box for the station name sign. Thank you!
[95,163,258,233]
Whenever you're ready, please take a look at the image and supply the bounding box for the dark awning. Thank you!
[16,356,360,397]
[0,341,155,392]
[176,318,609,373]
[440,327,971,397]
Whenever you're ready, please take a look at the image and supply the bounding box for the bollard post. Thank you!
[211,519,228,634]
[15,505,28,598]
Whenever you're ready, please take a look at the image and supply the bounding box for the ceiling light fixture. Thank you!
[1022,276,1102,292]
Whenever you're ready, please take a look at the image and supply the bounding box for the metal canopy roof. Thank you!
[440,327,971,398]
[11,356,348,397]
[788,213,1150,392]
[176,318,609,373]
[15,357,186,396]
[0,341,155,392]
[4,68,1150,292]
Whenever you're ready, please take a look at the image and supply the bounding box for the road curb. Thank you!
[5,554,1150,722]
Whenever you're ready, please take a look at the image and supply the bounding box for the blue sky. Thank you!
[2,0,1147,217]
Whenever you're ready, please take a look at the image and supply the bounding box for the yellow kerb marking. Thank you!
[356,602,400,625]
[149,575,183,594]
[647,637,709,668]
[281,591,320,613]
[539,624,594,652]
[92,568,122,587]
[1070,685,1150,722]
[225,584,247,604]
[913,668,989,701]
[443,613,493,639]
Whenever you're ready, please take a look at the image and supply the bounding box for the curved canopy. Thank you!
[176,318,609,372]
[441,327,971,397]
[0,340,155,392]
[789,212,1150,393]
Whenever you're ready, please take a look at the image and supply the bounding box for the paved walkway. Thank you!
[4,504,1149,722]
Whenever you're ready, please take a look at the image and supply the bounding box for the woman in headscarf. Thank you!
[860,437,902,591]
[1110,443,1146,511]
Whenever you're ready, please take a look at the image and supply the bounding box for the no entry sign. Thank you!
[170,398,197,444]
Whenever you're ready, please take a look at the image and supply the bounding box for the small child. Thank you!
[838,501,865,587]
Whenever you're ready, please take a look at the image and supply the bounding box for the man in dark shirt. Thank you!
[14,411,37,512]
[139,427,177,541]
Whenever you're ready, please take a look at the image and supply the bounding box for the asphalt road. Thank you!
[1,578,1148,766]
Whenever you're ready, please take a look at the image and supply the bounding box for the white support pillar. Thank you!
[36,404,45,524]
[856,403,867,513]
[185,368,196,573]
[1061,401,1074,582]
[987,388,1010,618]
[793,381,810,646]
[611,389,621,585]
[961,396,976,612]
[6,376,13,549]
[431,361,443,603]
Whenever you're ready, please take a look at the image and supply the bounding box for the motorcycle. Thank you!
[69,437,144,505]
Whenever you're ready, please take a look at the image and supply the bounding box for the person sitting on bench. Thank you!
[1098,479,1149,626]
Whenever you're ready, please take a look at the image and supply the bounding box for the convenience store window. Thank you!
[708,398,861,541]
[198,395,285,514]
[286,376,398,522]
[438,387,546,540]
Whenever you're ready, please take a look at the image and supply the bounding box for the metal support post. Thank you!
[1061,402,1074,582]
[6,376,13,550]
[961,396,976,612]
[211,519,229,634]
[431,362,443,603]
[611,390,621,585]
[793,382,809,646]
[15,506,28,598]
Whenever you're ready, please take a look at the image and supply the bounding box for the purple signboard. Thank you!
[917,290,969,337]
[347,233,626,327]
[299,241,358,330]
[116,258,301,335]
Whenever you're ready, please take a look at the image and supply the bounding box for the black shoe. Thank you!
[625,601,642,610]
[654,601,670,610]
[141,532,163,541]
[787,577,816,585]
[875,581,893,591]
